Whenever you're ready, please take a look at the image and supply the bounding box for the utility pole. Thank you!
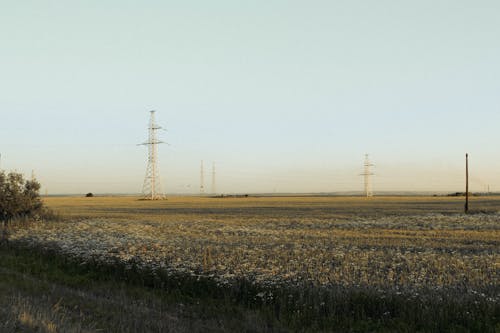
[465,153,469,213]
[139,111,165,200]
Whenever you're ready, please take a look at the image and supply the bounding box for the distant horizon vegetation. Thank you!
[40,190,499,198]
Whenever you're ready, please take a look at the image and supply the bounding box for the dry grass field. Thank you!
[2,195,499,332]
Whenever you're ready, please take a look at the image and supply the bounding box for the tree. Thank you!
[0,171,44,225]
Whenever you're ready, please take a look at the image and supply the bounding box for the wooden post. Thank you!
[465,153,469,213]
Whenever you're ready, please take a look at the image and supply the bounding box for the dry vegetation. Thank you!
[2,195,500,332]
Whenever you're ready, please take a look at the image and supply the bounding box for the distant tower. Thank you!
[139,111,165,200]
[200,160,205,195]
[211,162,216,194]
[361,154,374,197]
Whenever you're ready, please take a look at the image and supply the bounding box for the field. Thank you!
[2,195,499,332]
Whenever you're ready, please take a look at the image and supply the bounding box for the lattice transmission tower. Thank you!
[139,111,165,200]
[211,162,216,195]
[200,160,205,195]
[361,154,374,197]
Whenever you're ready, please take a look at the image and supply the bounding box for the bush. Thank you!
[0,171,47,225]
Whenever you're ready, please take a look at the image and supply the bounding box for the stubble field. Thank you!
[4,195,500,332]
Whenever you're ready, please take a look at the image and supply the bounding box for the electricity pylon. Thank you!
[211,162,216,194]
[360,154,374,197]
[200,160,205,195]
[139,110,165,200]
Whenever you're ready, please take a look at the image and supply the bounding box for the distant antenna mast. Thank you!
[211,162,216,194]
[361,154,374,197]
[200,160,205,195]
[139,110,165,200]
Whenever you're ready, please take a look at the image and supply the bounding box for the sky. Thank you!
[1,0,499,194]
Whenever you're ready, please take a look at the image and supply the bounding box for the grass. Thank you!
[1,195,499,332]
[0,244,283,332]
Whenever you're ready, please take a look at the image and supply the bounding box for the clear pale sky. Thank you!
[1,1,499,194]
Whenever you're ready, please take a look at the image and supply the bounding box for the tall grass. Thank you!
[3,195,498,332]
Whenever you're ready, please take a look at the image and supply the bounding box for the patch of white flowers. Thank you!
[9,213,499,300]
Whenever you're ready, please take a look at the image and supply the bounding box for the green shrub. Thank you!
[0,171,47,225]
